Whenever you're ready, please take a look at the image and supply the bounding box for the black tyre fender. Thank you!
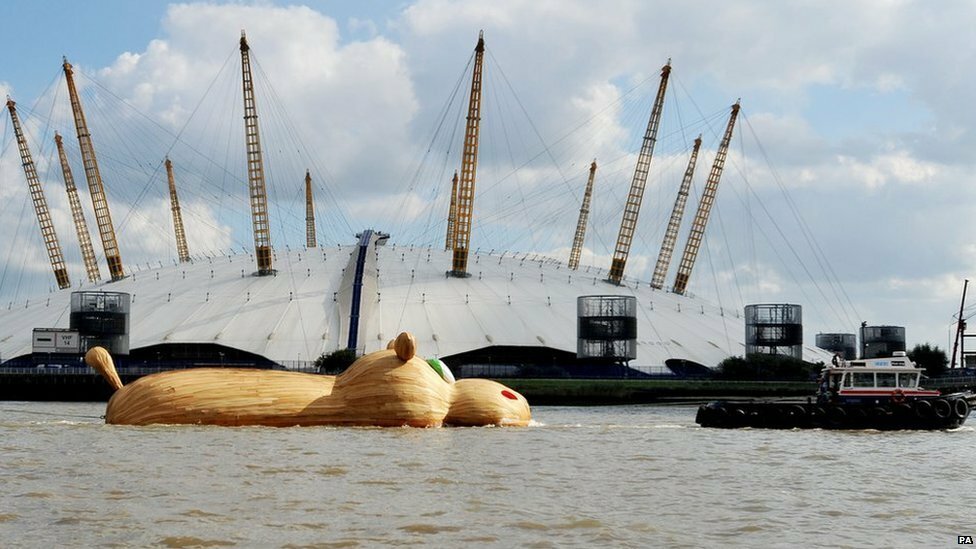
[850,407,868,418]
[696,405,714,425]
[892,403,913,416]
[827,406,847,425]
[914,399,934,418]
[873,406,891,418]
[953,398,970,419]
[933,399,952,419]
[701,404,729,427]
[729,407,747,425]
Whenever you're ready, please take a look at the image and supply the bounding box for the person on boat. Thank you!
[829,373,842,402]
[816,374,830,404]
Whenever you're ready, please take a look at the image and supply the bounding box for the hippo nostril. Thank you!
[501,390,517,400]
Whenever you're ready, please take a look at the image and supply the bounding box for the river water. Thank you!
[1,402,971,548]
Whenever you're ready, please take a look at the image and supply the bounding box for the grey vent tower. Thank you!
[816,333,857,360]
[745,304,803,360]
[859,325,905,359]
[577,296,638,363]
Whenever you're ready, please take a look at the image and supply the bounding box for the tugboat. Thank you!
[696,352,975,430]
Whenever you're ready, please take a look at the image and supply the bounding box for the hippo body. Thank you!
[88,334,531,427]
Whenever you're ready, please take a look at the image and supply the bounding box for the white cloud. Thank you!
[837,151,942,189]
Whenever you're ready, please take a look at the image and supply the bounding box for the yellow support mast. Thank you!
[63,58,125,281]
[650,135,702,289]
[6,99,70,289]
[240,31,274,275]
[445,170,458,251]
[54,132,101,282]
[672,101,740,295]
[305,170,316,249]
[608,61,671,284]
[568,160,597,270]
[164,157,191,263]
[449,31,485,277]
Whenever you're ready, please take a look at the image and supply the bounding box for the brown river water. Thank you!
[1,402,972,548]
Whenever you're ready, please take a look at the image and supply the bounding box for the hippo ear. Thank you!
[386,339,396,350]
[393,332,416,361]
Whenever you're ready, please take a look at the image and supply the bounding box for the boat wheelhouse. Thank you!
[819,351,940,405]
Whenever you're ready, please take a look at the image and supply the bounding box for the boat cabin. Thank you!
[818,351,940,404]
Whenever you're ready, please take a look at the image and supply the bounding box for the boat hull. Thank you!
[696,394,972,430]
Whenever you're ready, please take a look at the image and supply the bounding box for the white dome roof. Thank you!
[0,232,832,368]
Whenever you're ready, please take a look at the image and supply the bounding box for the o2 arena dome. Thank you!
[0,32,833,371]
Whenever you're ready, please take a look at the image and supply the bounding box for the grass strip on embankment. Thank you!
[493,378,817,405]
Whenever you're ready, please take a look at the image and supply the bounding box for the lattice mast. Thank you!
[568,160,598,270]
[607,61,671,284]
[6,99,70,289]
[650,135,702,289]
[672,101,740,295]
[54,132,101,282]
[305,170,316,249]
[63,58,125,281]
[951,279,969,369]
[240,31,274,275]
[164,157,191,263]
[449,31,486,277]
[445,170,459,251]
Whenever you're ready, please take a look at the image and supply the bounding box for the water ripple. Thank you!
[2,403,973,548]
[158,536,235,548]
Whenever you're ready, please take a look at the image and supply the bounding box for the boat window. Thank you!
[898,372,918,387]
[852,372,875,387]
[842,373,853,388]
[876,372,896,388]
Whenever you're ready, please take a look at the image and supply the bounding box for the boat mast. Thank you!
[445,170,459,251]
[651,135,702,289]
[305,169,316,249]
[164,157,191,263]
[63,58,125,281]
[608,61,671,284]
[568,160,597,270]
[240,31,274,275]
[951,279,969,369]
[6,99,70,289]
[672,101,740,295]
[54,132,101,282]
[449,31,485,278]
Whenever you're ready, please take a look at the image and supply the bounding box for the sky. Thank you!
[1,0,975,357]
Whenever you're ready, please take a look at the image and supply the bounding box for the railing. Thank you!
[925,375,976,391]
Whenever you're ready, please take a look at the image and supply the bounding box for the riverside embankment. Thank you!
[3,367,975,404]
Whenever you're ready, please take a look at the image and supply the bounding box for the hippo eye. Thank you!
[501,390,517,400]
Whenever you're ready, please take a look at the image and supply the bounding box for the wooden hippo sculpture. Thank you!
[85,332,531,427]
